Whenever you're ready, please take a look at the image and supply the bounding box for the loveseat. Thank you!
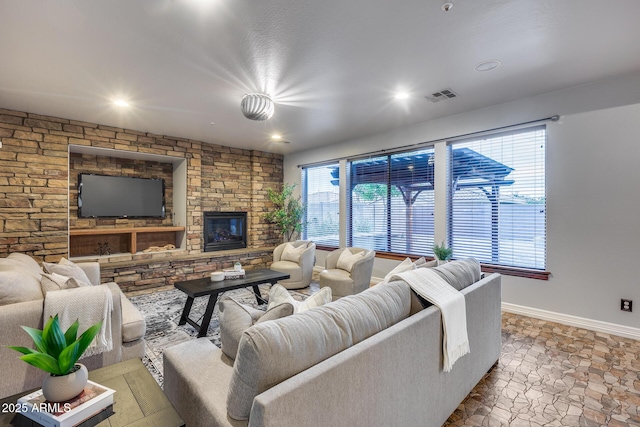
[0,253,146,399]
[164,259,502,427]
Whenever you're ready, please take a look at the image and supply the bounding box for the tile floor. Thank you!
[444,312,640,427]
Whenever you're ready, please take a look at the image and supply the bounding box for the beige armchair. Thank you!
[319,247,375,299]
[270,240,316,289]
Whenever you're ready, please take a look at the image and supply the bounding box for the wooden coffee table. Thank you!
[0,358,184,427]
[174,268,290,337]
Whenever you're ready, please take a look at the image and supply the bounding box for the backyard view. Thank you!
[303,127,546,270]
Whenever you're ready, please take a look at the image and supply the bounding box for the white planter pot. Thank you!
[42,363,88,402]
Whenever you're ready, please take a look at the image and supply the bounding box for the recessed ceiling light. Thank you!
[113,99,130,107]
[271,134,282,141]
[474,60,501,72]
[395,92,410,100]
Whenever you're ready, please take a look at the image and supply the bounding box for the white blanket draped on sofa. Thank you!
[391,268,470,371]
[43,286,114,357]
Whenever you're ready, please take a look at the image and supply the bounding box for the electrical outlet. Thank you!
[621,299,633,312]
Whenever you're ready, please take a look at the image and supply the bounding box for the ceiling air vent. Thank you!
[425,88,459,103]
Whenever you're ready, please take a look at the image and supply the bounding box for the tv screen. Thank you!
[78,174,165,218]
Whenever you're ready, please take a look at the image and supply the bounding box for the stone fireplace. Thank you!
[203,212,247,252]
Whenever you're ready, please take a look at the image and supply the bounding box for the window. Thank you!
[302,163,340,247]
[348,147,435,256]
[448,126,546,269]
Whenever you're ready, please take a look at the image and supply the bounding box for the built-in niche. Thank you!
[68,145,187,257]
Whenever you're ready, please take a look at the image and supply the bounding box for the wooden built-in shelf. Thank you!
[69,226,186,257]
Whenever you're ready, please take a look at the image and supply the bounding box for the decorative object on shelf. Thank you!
[234,261,242,272]
[433,241,453,266]
[142,243,176,253]
[97,242,111,256]
[240,93,275,121]
[9,315,102,402]
[263,183,306,242]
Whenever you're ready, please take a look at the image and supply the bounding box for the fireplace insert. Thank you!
[203,212,247,252]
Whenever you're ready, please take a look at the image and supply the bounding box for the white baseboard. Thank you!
[502,302,640,341]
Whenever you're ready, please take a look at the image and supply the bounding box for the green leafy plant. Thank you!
[433,241,453,261]
[8,315,102,376]
[264,183,306,241]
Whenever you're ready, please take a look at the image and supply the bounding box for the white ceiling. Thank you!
[1,1,640,155]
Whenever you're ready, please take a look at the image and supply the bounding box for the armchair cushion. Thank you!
[219,297,294,359]
[280,242,307,263]
[336,248,365,272]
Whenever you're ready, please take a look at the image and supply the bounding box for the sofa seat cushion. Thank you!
[432,258,481,291]
[120,295,146,343]
[0,255,44,306]
[270,260,302,282]
[226,280,412,420]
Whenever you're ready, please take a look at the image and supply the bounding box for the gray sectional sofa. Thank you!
[164,260,502,427]
[0,253,146,399]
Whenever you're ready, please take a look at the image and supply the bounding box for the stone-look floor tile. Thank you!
[444,312,640,426]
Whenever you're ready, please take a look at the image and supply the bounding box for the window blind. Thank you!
[448,126,546,269]
[302,163,340,247]
[349,156,389,251]
[348,147,435,256]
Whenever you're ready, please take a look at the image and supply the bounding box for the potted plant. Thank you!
[9,315,102,402]
[263,183,306,242]
[433,241,453,265]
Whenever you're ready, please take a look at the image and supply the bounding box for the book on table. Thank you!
[17,380,115,427]
[223,268,246,279]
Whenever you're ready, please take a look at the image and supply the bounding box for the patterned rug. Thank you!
[128,284,309,387]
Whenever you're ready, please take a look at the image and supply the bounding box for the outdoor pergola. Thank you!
[331,148,514,258]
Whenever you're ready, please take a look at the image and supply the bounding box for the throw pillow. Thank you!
[414,257,438,269]
[267,283,332,314]
[219,297,294,359]
[432,258,481,291]
[378,257,415,286]
[42,258,92,286]
[40,272,88,295]
[336,248,365,272]
[281,242,306,263]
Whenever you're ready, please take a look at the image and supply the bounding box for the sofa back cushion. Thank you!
[431,258,481,291]
[0,254,44,306]
[226,280,412,420]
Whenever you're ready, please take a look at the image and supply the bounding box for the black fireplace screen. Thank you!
[203,212,247,251]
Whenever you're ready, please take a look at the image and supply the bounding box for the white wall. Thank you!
[286,72,640,332]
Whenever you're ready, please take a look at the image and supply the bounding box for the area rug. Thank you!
[128,285,309,387]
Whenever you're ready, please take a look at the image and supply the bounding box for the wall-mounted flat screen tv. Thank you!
[78,174,165,218]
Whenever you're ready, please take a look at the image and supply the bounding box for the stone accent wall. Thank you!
[100,248,274,294]
[0,108,284,292]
